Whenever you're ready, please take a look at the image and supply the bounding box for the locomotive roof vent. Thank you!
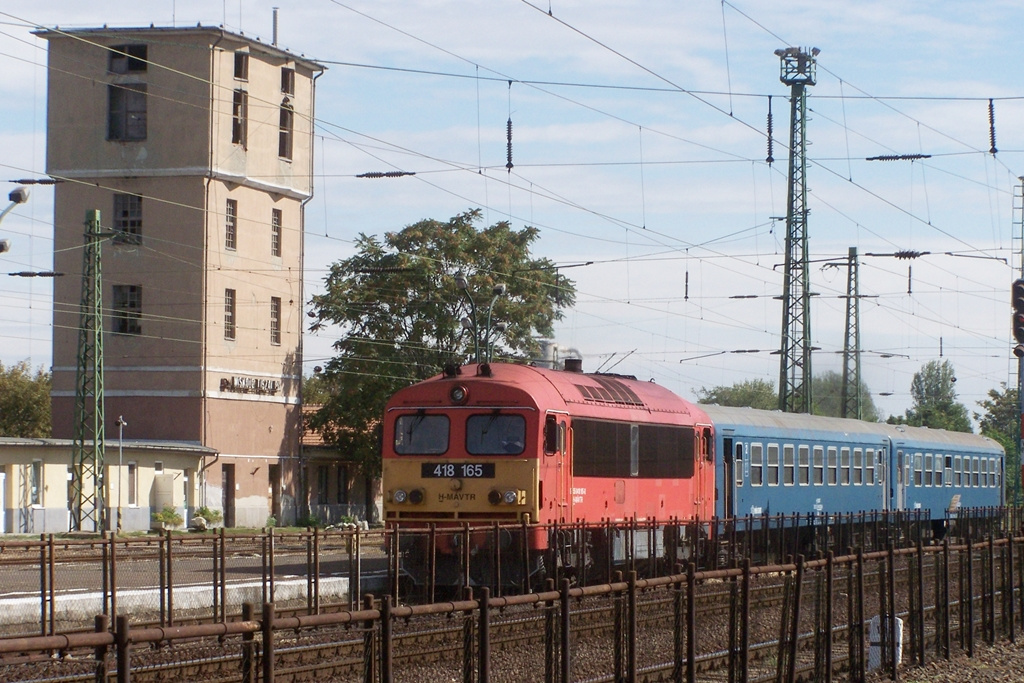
[564,358,583,373]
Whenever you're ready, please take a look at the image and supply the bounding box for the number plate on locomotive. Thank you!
[421,463,495,478]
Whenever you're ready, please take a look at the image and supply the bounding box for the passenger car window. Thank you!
[394,414,449,454]
[467,414,526,455]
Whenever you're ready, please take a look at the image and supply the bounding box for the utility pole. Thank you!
[1013,178,1024,506]
[70,210,111,532]
[840,247,862,419]
[775,47,819,414]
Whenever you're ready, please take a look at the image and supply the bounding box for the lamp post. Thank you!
[455,271,507,363]
[116,416,127,534]
[0,186,30,254]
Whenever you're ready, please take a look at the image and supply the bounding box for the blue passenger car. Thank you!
[702,405,1003,524]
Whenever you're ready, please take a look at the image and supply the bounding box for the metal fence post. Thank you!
[115,614,130,683]
[544,579,555,683]
[560,578,571,683]
[241,602,255,683]
[478,586,490,683]
[363,594,376,683]
[262,602,275,683]
[381,595,393,683]
[165,529,174,626]
[627,570,637,683]
[686,563,696,683]
[94,614,109,682]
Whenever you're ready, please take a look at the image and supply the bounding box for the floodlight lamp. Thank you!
[454,271,468,290]
[492,283,507,296]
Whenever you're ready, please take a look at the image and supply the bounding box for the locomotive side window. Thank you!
[767,444,779,486]
[853,449,863,485]
[394,414,449,454]
[572,419,695,478]
[544,415,558,454]
[813,446,824,485]
[827,447,838,485]
[750,444,763,486]
[783,445,794,486]
[798,445,809,485]
[466,414,526,455]
[735,443,744,487]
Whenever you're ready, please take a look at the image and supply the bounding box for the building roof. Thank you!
[33,24,325,72]
[0,437,217,455]
[301,405,327,447]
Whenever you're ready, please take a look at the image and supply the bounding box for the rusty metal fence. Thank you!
[2,534,1024,682]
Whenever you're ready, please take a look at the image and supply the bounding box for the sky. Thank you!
[2,1,1024,424]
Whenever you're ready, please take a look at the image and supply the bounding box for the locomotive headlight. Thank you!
[409,488,424,504]
[503,490,518,505]
[449,385,469,404]
[488,490,502,505]
[393,489,408,504]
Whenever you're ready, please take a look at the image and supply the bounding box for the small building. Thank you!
[301,406,381,525]
[0,438,213,534]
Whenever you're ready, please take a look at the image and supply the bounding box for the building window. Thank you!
[234,51,249,80]
[231,90,248,146]
[112,285,142,335]
[109,44,147,73]
[336,466,349,505]
[113,193,142,244]
[127,462,138,506]
[271,209,282,256]
[270,297,281,345]
[279,102,294,159]
[225,199,237,250]
[108,84,147,141]
[281,67,295,95]
[224,289,236,340]
[154,461,163,474]
[317,465,328,504]
[30,460,42,506]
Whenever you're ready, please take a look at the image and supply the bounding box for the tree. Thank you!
[902,359,972,432]
[811,371,880,422]
[975,383,1019,503]
[307,209,574,477]
[0,361,51,437]
[696,378,776,410]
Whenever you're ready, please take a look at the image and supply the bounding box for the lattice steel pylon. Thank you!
[776,47,818,413]
[840,247,862,419]
[70,210,108,532]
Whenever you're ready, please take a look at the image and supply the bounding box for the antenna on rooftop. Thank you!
[272,7,279,46]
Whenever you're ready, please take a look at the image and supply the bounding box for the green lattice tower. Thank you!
[776,47,818,414]
[840,247,862,419]
[70,210,107,532]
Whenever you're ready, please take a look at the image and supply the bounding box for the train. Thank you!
[382,360,1005,591]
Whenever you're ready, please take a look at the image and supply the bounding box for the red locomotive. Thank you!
[382,360,714,590]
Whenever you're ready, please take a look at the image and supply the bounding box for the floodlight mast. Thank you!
[775,47,818,414]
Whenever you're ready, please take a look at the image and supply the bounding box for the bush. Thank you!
[194,506,223,525]
[297,513,322,529]
[152,505,183,528]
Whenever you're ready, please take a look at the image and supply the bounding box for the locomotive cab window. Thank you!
[467,413,526,455]
[394,414,449,454]
[544,415,559,454]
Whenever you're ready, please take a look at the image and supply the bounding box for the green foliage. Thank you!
[297,513,322,528]
[265,515,277,528]
[194,506,223,524]
[0,361,51,437]
[151,505,183,528]
[696,378,777,410]
[811,371,880,422]
[302,373,333,405]
[902,360,972,432]
[307,209,574,478]
[975,383,1019,503]
[697,372,881,421]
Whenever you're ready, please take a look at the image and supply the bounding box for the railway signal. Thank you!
[1013,279,1024,356]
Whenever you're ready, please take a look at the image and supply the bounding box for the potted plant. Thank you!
[151,505,184,530]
